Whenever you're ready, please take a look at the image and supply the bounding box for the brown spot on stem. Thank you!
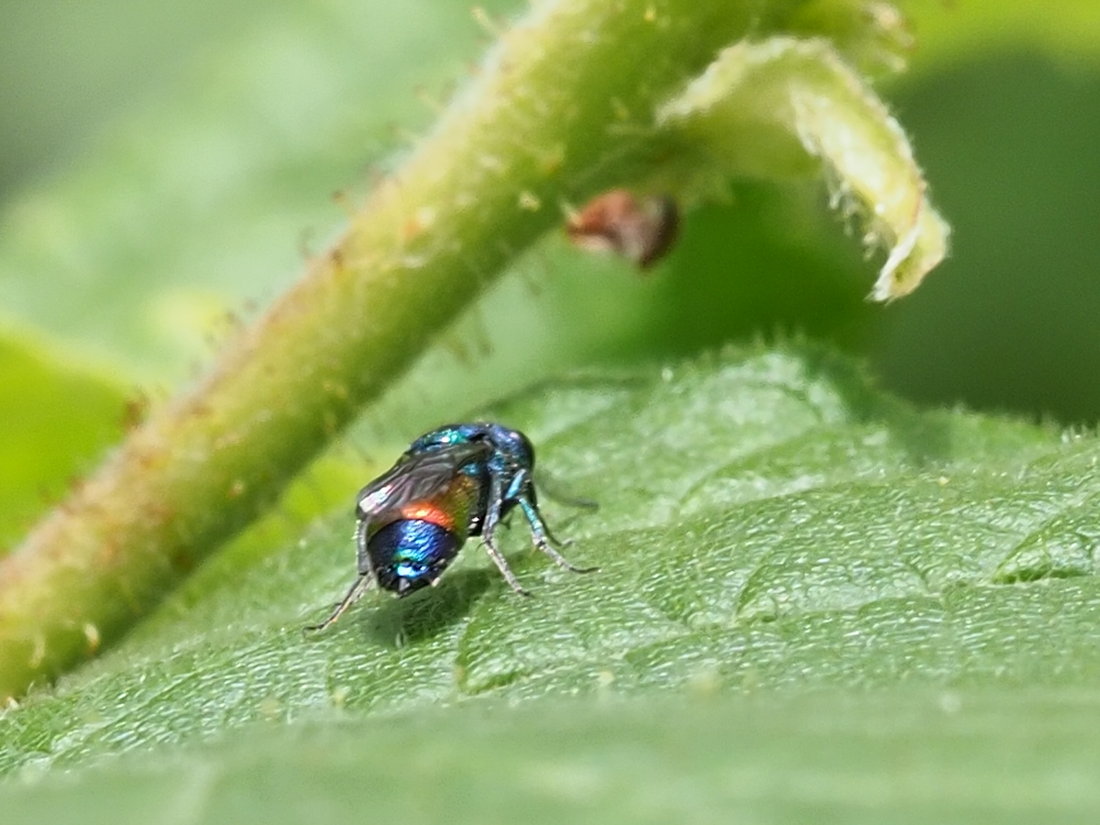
[120,392,150,432]
[566,189,679,269]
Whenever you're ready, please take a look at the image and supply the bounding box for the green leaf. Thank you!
[3,346,1099,820]
[0,326,129,550]
[5,690,1100,824]
[658,36,949,298]
[901,0,1100,70]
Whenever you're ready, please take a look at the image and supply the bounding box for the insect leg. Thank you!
[531,509,573,548]
[481,533,532,596]
[477,470,537,595]
[481,468,506,540]
[305,574,373,632]
[306,517,377,632]
[355,514,374,575]
[516,493,598,574]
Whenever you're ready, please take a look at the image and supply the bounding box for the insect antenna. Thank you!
[534,472,599,511]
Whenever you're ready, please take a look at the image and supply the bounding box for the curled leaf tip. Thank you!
[870,200,951,302]
[657,34,951,301]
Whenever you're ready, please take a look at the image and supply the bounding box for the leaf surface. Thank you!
[3,347,1099,821]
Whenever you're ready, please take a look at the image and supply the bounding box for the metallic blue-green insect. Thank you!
[307,422,595,630]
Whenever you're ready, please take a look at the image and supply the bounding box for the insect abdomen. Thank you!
[369,519,461,596]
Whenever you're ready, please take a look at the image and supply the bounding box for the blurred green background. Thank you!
[1,0,1099,545]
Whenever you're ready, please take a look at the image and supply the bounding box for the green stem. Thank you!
[0,0,820,700]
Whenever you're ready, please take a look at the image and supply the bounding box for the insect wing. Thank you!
[355,440,491,522]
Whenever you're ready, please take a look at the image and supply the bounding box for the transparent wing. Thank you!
[355,440,490,521]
